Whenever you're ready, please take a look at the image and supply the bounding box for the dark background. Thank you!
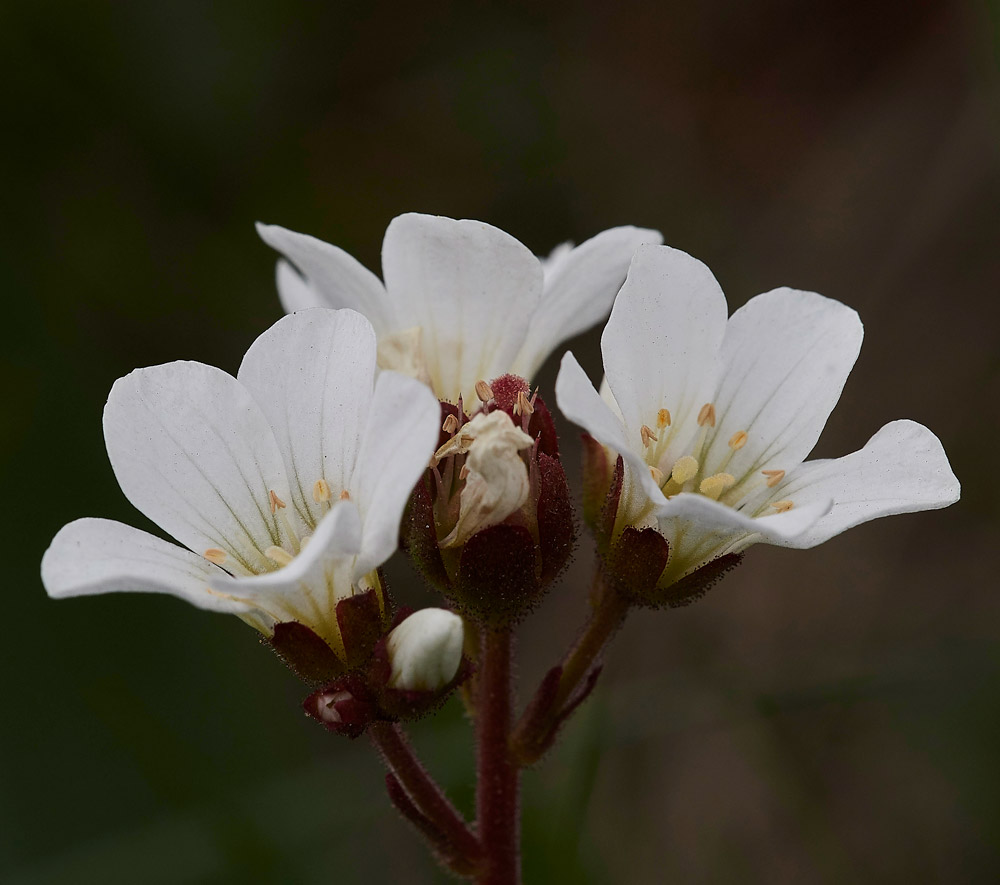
[3,1,998,882]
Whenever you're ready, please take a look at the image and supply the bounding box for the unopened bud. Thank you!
[386,609,464,691]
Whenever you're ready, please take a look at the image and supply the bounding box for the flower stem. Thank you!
[511,577,630,765]
[476,627,520,885]
[369,721,483,871]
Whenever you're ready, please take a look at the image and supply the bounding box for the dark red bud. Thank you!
[455,523,541,627]
[535,452,575,586]
[303,676,377,738]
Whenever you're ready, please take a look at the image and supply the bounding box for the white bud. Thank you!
[441,411,534,547]
[386,608,464,691]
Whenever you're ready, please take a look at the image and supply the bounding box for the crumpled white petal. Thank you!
[512,225,663,378]
[601,245,728,459]
[699,288,863,490]
[381,213,543,402]
[257,223,392,334]
[103,361,292,576]
[762,420,960,549]
[238,308,376,531]
[41,518,250,614]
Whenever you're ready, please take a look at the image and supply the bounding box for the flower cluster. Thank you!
[40,212,960,882]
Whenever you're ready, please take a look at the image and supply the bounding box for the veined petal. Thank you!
[701,288,864,489]
[238,309,377,531]
[257,223,392,334]
[276,260,325,313]
[215,499,363,643]
[381,213,543,402]
[104,361,291,576]
[41,518,250,614]
[761,420,960,549]
[602,245,728,458]
[350,370,441,577]
[511,226,663,378]
[555,352,665,511]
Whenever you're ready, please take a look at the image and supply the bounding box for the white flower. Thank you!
[556,245,960,585]
[435,411,535,548]
[257,213,662,402]
[385,608,464,691]
[41,309,441,655]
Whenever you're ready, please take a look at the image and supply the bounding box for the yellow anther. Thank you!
[762,469,785,487]
[770,500,794,513]
[728,430,748,450]
[657,408,671,428]
[459,464,470,480]
[670,455,699,485]
[265,545,294,566]
[442,413,459,434]
[475,380,494,403]
[339,489,351,501]
[513,390,534,417]
[699,472,735,501]
[313,479,331,503]
[697,403,716,427]
[268,490,286,514]
[203,548,227,566]
[650,466,664,485]
[640,424,658,447]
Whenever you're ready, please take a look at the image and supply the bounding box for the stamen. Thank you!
[269,490,286,514]
[697,403,716,427]
[650,466,664,485]
[313,479,331,503]
[265,545,294,566]
[770,500,794,513]
[670,455,699,485]
[442,413,459,434]
[762,469,785,487]
[513,389,534,417]
[657,408,671,428]
[339,489,351,501]
[203,548,227,566]
[728,431,748,450]
[475,380,494,403]
[699,472,735,501]
[640,424,658,447]
[459,464,470,481]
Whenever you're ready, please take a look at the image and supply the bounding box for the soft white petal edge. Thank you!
[512,225,664,378]
[41,518,250,614]
[351,370,441,577]
[257,222,392,333]
[766,420,960,549]
[555,352,665,506]
[275,260,325,313]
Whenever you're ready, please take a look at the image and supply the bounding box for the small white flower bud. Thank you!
[386,608,464,691]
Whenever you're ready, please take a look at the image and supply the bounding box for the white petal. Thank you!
[555,352,665,510]
[41,518,250,614]
[700,288,864,487]
[762,420,960,549]
[381,213,543,401]
[512,226,663,378]
[350,370,441,577]
[257,223,392,334]
[601,245,728,459]
[215,499,363,640]
[276,260,325,313]
[104,361,292,576]
[237,309,377,531]
[386,608,464,691]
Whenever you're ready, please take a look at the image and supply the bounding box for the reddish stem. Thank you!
[369,721,483,870]
[476,628,520,885]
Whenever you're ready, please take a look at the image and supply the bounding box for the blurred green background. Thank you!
[3,0,999,882]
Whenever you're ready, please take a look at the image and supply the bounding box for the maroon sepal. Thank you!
[267,622,346,685]
[605,526,670,602]
[526,395,560,458]
[455,523,540,627]
[641,552,745,609]
[401,476,450,593]
[303,674,377,738]
[535,452,575,586]
[580,433,613,530]
[436,401,468,449]
[595,456,625,554]
[337,586,389,669]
